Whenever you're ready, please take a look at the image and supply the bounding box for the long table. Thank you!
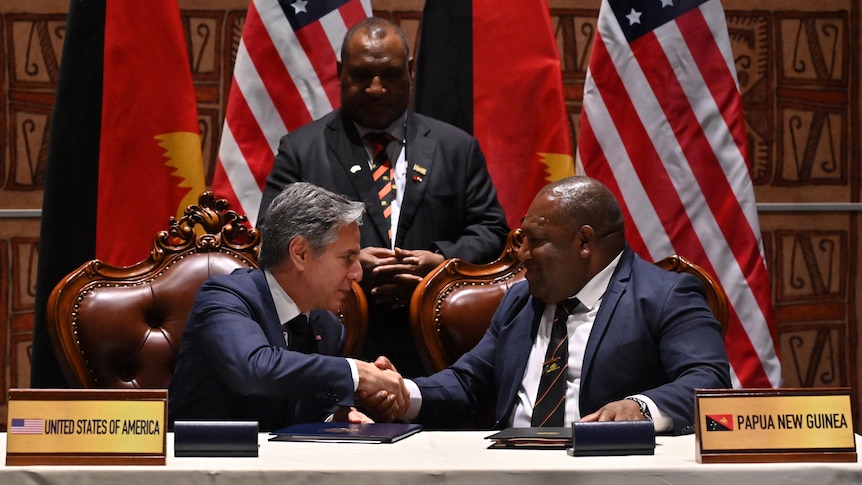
[2,431,861,484]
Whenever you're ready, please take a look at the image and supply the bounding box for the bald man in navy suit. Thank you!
[365,176,730,434]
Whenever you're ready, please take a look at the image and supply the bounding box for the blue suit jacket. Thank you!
[413,248,731,434]
[168,268,355,431]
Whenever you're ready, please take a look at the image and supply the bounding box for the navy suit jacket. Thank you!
[168,268,355,431]
[413,247,731,435]
[258,109,508,263]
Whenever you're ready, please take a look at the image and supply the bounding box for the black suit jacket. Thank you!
[258,109,509,262]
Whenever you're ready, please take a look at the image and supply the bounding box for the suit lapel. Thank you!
[325,111,390,245]
[310,311,349,356]
[251,270,287,348]
[580,249,634,390]
[395,112,435,248]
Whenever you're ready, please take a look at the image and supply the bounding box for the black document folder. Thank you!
[485,427,572,449]
[269,422,422,443]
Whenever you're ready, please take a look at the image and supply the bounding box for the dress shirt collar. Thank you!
[353,113,406,145]
[571,250,624,311]
[264,269,302,324]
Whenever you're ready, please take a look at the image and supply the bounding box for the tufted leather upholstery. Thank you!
[410,229,729,375]
[410,229,526,374]
[46,191,367,388]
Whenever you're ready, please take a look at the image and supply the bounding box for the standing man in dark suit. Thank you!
[169,182,408,431]
[367,176,730,434]
[257,17,509,377]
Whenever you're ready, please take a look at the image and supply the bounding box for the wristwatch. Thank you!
[625,396,653,420]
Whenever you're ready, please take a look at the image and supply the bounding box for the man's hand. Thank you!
[359,247,398,284]
[355,357,409,417]
[391,248,446,277]
[370,248,445,307]
[579,399,647,422]
[332,406,374,423]
[356,389,399,422]
[355,356,407,422]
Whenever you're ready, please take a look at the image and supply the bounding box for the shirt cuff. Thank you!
[631,393,672,433]
[346,358,359,392]
[401,379,422,421]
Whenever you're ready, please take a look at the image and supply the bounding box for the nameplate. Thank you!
[695,388,856,463]
[5,389,167,466]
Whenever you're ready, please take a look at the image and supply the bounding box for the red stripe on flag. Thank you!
[676,9,749,152]
[223,83,275,187]
[676,11,778,343]
[243,3,314,131]
[587,36,700,255]
[577,114,650,259]
[293,21,340,108]
[212,161,241,206]
[338,0,368,25]
[629,16,775,386]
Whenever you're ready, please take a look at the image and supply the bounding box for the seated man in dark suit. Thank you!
[257,17,509,377]
[169,182,407,431]
[364,176,730,434]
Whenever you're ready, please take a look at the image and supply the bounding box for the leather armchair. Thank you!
[46,191,367,388]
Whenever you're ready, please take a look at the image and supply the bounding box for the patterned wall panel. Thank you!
[774,227,850,389]
[184,10,223,184]
[775,13,849,189]
[729,11,772,185]
[3,14,62,207]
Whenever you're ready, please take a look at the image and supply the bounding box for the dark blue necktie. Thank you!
[284,314,313,354]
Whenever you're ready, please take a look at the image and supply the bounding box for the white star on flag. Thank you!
[626,8,642,25]
[291,0,308,14]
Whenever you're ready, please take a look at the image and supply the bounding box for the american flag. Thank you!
[10,418,44,435]
[213,0,371,224]
[577,0,781,388]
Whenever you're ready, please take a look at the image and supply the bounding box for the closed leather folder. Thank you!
[174,420,259,457]
[568,421,655,456]
[486,427,571,449]
[269,422,422,443]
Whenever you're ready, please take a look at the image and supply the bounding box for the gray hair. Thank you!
[258,182,364,268]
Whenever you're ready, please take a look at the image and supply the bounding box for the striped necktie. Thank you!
[364,132,396,244]
[531,298,579,427]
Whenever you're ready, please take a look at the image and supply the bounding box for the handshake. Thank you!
[338,356,410,423]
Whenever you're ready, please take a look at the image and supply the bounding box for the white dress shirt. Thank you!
[355,115,407,249]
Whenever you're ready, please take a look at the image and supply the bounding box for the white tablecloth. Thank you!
[2,431,862,484]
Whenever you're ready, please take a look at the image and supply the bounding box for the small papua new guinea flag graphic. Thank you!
[706,414,734,431]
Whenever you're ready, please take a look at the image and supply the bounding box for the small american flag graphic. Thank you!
[10,418,44,434]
